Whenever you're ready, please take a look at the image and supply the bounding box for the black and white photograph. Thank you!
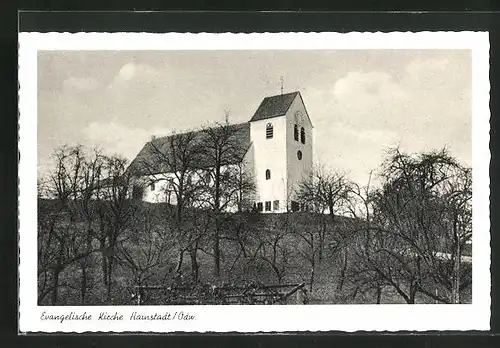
[19,32,490,332]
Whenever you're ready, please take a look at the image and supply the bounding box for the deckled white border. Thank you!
[18,32,491,333]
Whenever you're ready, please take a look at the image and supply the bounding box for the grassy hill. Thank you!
[37,199,472,305]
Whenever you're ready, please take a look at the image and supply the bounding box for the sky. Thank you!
[37,49,471,185]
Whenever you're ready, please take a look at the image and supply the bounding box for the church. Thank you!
[128,91,313,213]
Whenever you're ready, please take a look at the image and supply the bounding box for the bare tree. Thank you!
[297,167,351,218]
[199,120,255,278]
[252,214,292,284]
[352,148,472,304]
[295,166,356,296]
[135,131,206,282]
[142,131,203,219]
[38,145,105,304]
[116,206,172,302]
[292,213,323,293]
[94,155,136,301]
[296,167,351,263]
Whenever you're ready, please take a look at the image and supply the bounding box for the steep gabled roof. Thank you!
[249,91,299,122]
[128,122,251,176]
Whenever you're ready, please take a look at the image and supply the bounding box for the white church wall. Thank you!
[136,172,178,204]
[137,161,254,213]
[132,93,312,214]
[242,141,255,181]
[240,142,256,209]
[285,95,314,207]
[250,116,288,212]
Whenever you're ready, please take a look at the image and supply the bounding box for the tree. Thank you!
[296,167,355,295]
[341,172,386,299]
[255,214,292,284]
[199,120,255,278]
[75,147,105,304]
[297,167,351,218]
[136,131,206,283]
[116,205,172,303]
[444,166,472,303]
[352,148,472,304]
[94,154,135,301]
[142,131,204,220]
[38,145,106,304]
[292,214,322,292]
[296,167,351,263]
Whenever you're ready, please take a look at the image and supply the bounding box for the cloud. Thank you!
[404,57,468,88]
[118,63,136,81]
[312,122,400,185]
[112,62,163,85]
[38,51,472,186]
[81,122,171,161]
[332,71,406,101]
[62,76,101,91]
[302,56,471,184]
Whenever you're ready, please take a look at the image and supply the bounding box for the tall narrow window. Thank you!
[300,127,306,144]
[150,183,155,191]
[273,200,280,211]
[257,202,263,212]
[266,123,274,139]
[265,201,272,211]
[294,124,299,141]
[265,169,271,180]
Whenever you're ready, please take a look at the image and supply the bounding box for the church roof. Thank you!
[249,91,299,122]
[128,122,251,176]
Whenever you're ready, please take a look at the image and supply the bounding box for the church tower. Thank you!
[249,91,313,213]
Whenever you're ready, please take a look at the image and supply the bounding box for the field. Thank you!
[37,199,472,306]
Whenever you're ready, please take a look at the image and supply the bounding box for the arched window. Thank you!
[266,123,273,139]
[294,124,299,141]
[300,127,306,144]
[265,169,271,180]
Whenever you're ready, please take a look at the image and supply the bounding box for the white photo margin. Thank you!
[18,31,491,333]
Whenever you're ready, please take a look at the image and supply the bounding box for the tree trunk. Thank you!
[376,285,382,304]
[408,282,417,304]
[309,259,315,293]
[106,257,114,302]
[190,247,199,284]
[213,216,221,277]
[80,227,93,305]
[80,263,87,305]
[175,249,185,274]
[213,162,222,278]
[100,239,108,288]
[106,228,119,302]
[337,250,348,292]
[51,239,65,305]
[451,222,461,304]
[318,219,326,264]
[352,286,359,300]
[51,267,60,305]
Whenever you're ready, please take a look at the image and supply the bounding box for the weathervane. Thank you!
[280,76,284,96]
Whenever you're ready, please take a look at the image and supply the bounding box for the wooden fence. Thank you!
[132,282,307,305]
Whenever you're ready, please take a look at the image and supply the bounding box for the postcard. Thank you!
[18,31,490,332]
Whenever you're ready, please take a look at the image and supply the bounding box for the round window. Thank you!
[297,150,302,160]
